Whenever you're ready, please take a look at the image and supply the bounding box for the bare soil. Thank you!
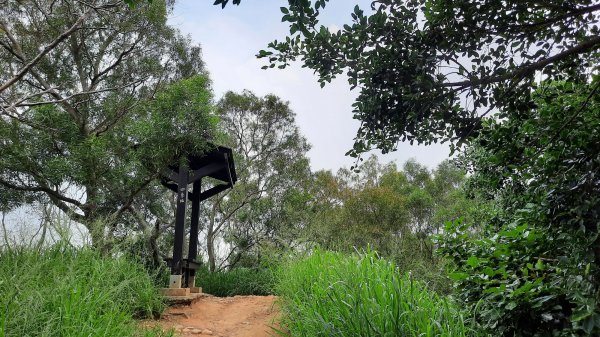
[148,295,281,337]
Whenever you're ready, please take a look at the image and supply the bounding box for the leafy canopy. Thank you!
[256,0,600,156]
[0,0,214,247]
[439,80,600,335]
[203,90,311,271]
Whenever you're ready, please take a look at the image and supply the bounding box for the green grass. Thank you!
[0,244,169,337]
[276,249,475,337]
[194,266,276,297]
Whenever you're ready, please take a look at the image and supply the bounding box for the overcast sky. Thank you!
[168,0,450,172]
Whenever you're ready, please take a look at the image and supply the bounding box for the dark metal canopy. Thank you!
[160,145,237,289]
[161,146,237,199]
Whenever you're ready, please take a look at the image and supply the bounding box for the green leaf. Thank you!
[466,256,480,268]
[449,272,469,281]
[535,259,544,270]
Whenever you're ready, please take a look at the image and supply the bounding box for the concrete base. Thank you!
[161,275,204,306]
[160,287,190,297]
[169,275,182,288]
[162,291,207,306]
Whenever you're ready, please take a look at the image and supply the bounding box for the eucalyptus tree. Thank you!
[201,91,311,271]
[0,0,214,249]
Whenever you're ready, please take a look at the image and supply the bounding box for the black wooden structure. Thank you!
[160,145,237,289]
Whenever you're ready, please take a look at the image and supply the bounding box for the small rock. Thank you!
[191,328,203,334]
[202,329,214,335]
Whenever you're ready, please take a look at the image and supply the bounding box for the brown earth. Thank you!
[147,295,281,337]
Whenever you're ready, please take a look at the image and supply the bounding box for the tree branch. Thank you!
[7,76,148,109]
[442,35,600,88]
[0,176,86,223]
[0,9,92,93]
[110,177,155,222]
[28,69,83,126]
[0,177,83,208]
[89,35,143,89]
[507,3,600,32]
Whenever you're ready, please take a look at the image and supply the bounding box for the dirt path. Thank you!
[151,295,280,337]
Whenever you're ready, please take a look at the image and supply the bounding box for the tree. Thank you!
[439,80,600,335]
[254,0,600,156]
[247,2,600,332]
[0,1,117,95]
[162,2,598,333]
[305,156,473,289]
[0,0,214,249]
[199,90,311,271]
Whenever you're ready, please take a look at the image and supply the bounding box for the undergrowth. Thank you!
[0,244,168,337]
[194,266,276,297]
[276,249,477,337]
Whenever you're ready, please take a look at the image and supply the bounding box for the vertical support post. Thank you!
[185,179,201,288]
[170,163,188,288]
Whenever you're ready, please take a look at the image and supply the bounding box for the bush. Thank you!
[444,80,600,336]
[438,219,595,336]
[194,266,276,297]
[0,244,167,337]
[276,249,475,337]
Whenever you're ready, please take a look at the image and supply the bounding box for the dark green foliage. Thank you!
[276,249,475,337]
[212,0,241,8]
[194,266,276,297]
[439,221,580,336]
[439,80,600,336]
[0,244,167,337]
[259,0,600,156]
[0,0,213,249]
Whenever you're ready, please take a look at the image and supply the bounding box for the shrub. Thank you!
[194,266,276,297]
[438,219,595,336]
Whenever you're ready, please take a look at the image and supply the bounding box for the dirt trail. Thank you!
[152,295,280,337]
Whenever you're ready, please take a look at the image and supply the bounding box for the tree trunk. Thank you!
[207,226,216,272]
[149,220,161,268]
[87,218,112,255]
[89,223,104,251]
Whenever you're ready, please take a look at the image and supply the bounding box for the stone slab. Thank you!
[160,287,190,297]
[163,292,208,306]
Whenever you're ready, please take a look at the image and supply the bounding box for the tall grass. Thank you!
[0,244,167,337]
[277,249,474,337]
[194,266,276,297]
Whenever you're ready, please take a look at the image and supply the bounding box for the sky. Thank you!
[168,0,450,172]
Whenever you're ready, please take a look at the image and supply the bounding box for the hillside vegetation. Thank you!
[0,244,167,337]
[276,249,474,337]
